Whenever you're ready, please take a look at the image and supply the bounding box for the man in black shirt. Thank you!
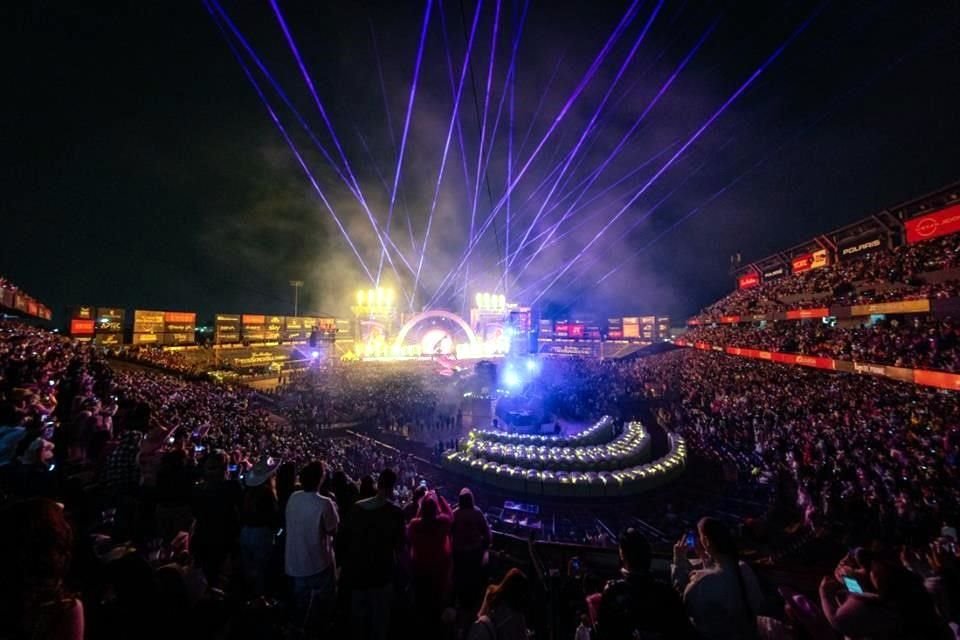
[343,468,405,640]
[596,528,692,640]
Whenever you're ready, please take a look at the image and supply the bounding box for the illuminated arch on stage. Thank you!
[393,310,479,349]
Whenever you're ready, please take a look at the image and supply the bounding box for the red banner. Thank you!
[694,342,711,350]
[905,203,960,244]
[242,314,266,325]
[914,369,960,391]
[738,273,759,289]
[27,300,38,316]
[719,315,741,324]
[70,319,95,336]
[687,319,701,326]
[164,311,196,324]
[792,254,812,274]
[786,307,829,320]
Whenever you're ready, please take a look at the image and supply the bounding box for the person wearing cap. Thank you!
[451,487,491,610]
[239,456,282,599]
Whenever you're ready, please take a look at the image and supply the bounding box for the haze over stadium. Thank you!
[2,1,960,639]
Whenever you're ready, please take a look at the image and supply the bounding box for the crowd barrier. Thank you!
[674,340,960,392]
[469,415,614,447]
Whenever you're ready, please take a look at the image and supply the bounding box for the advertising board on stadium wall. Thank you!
[839,234,883,259]
[215,314,241,344]
[785,307,829,320]
[606,318,623,339]
[537,341,602,358]
[738,273,759,289]
[133,310,165,335]
[622,317,640,339]
[762,266,786,281]
[242,314,267,342]
[850,299,930,316]
[538,319,554,338]
[905,203,960,244]
[70,318,95,336]
[719,315,741,324]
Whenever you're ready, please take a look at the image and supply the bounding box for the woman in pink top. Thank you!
[407,491,453,635]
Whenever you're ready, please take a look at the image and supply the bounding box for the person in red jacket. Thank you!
[407,491,453,635]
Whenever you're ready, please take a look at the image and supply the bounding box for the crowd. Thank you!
[698,235,960,320]
[683,314,960,372]
[5,315,960,638]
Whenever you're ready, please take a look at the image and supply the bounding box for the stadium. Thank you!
[2,2,959,639]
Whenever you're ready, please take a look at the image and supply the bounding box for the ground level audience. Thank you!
[2,320,959,638]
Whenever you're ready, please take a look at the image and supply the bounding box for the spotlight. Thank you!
[502,368,521,388]
[525,358,538,372]
[311,351,320,359]
[356,290,365,306]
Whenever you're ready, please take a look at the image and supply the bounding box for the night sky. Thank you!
[3,1,958,324]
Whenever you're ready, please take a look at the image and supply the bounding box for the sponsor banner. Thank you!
[811,248,830,270]
[14,294,28,312]
[750,314,768,322]
[687,319,701,326]
[886,366,915,383]
[538,319,554,337]
[163,332,194,346]
[852,361,887,377]
[265,315,283,341]
[164,311,196,325]
[585,324,602,341]
[762,266,786,281]
[905,202,960,244]
[694,342,711,350]
[568,321,585,339]
[607,317,623,339]
[538,341,602,358]
[27,300,38,316]
[850,299,930,316]
[786,307,829,320]
[215,314,241,343]
[242,314,265,325]
[792,253,812,274]
[839,234,883,259]
[133,310,165,334]
[675,339,689,347]
[96,307,125,333]
[283,316,304,342]
[38,306,52,321]
[94,333,123,348]
[833,360,855,374]
[914,369,960,391]
[719,315,741,324]
[0,289,13,309]
[623,317,640,339]
[132,333,160,345]
[317,317,337,331]
[73,306,94,319]
[738,273,760,289]
[70,318,95,336]
[553,320,569,338]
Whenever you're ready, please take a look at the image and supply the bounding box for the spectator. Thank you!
[820,555,952,639]
[672,517,763,640]
[470,568,531,640]
[451,487,492,610]
[0,498,84,640]
[596,528,691,639]
[344,468,406,640]
[407,491,454,637]
[191,451,241,589]
[285,460,339,635]
[239,456,282,598]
